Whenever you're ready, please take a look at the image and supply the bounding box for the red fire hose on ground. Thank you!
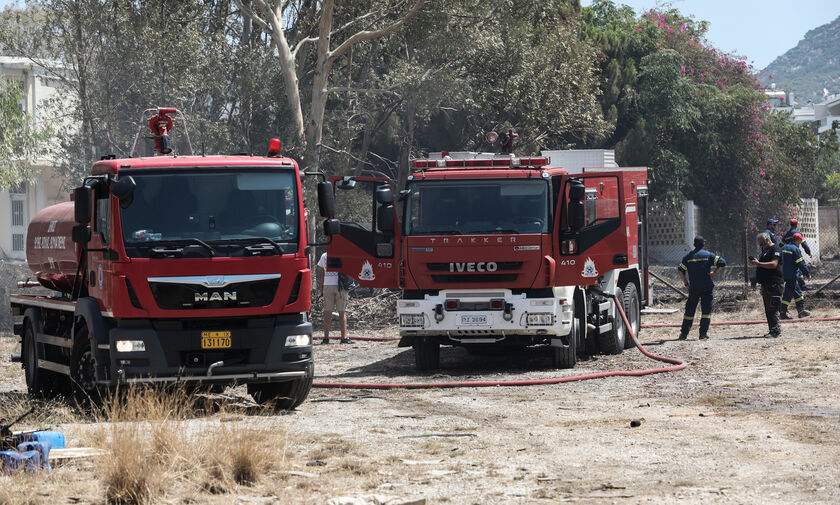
[312,298,686,390]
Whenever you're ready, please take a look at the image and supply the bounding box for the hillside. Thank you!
[758,15,840,102]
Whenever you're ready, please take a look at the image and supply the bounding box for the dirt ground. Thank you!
[1,297,839,505]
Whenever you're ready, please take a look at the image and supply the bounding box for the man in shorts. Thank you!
[317,252,351,344]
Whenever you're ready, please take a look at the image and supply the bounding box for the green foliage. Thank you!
[0,79,51,189]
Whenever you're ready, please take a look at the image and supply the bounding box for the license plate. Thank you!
[459,314,488,326]
[201,331,231,349]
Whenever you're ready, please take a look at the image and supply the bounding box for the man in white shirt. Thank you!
[316,252,351,344]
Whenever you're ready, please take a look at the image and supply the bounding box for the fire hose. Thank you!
[312,296,686,390]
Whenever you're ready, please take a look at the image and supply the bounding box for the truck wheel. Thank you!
[22,320,57,397]
[596,296,626,355]
[622,283,641,349]
[413,337,440,371]
[248,371,313,411]
[552,316,578,369]
[70,321,99,403]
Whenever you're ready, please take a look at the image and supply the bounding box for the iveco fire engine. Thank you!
[11,107,335,408]
[322,140,649,370]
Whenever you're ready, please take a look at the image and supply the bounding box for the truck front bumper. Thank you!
[397,289,575,344]
[100,314,313,385]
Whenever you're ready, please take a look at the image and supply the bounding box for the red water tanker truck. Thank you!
[11,107,335,408]
[322,144,649,370]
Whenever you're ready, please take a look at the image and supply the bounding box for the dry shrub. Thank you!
[203,423,284,487]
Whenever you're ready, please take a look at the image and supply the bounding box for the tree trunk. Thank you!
[398,103,415,190]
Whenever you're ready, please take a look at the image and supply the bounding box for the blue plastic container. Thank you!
[17,441,51,470]
[20,430,65,449]
[0,449,40,474]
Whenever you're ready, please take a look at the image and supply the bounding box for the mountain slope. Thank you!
[758,15,840,102]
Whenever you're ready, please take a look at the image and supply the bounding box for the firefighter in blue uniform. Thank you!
[782,218,811,290]
[780,233,811,319]
[677,236,727,340]
[782,218,811,255]
[764,218,780,246]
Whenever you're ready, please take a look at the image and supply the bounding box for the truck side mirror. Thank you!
[74,186,92,223]
[375,186,393,205]
[377,204,395,233]
[317,181,335,218]
[323,218,340,237]
[567,179,586,230]
[112,176,136,209]
[72,224,91,244]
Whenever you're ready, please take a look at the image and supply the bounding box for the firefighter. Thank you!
[751,232,784,338]
[782,218,811,291]
[764,218,780,246]
[782,218,811,255]
[780,233,811,319]
[677,236,726,340]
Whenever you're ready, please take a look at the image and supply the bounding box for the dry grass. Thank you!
[92,385,287,504]
[0,474,42,505]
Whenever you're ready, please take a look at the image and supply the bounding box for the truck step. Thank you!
[598,301,612,313]
[37,359,70,375]
[11,353,22,363]
[13,323,22,335]
[598,323,612,334]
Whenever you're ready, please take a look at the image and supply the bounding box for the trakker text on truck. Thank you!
[321,135,649,370]
[11,107,336,408]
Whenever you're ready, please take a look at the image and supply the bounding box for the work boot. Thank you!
[678,333,688,340]
[761,332,781,338]
[340,337,353,344]
[798,310,811,318]
[699,333,709,340]
[320,337,330,345]
[779,308,791,320]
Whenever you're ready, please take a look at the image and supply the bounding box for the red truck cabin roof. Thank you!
[91,155,299,175]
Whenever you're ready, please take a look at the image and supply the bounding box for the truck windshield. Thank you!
[120,170,299,257]
[405,179,549,235]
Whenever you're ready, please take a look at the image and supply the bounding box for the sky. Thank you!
[582,0,840,69]
[1,0,838,69]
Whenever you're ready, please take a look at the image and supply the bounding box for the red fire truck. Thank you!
[323,147,649,370]
[11,107,334,408]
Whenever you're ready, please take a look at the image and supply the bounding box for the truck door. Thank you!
[554,174,622,285]
[326,176,401,288]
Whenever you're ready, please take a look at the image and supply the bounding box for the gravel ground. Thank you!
[1,298,839,504]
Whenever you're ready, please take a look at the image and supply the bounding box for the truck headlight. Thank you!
[526,313,553,326]
[400,313,425,328]
[115,340,146,352]
[285,334,311,347]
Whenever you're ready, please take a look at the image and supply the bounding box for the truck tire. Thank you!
[596,298,626,355]
[552,316,578,369]
[622,283,641,349]
[413,337,440,371]
[22,319,57,397]
[70,320,100,403]
[248,373,313,410]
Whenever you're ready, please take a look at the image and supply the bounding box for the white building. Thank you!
[1,56,70,260]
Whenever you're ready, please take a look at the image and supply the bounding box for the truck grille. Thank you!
[426,261,521,283]
[148,278,280,310]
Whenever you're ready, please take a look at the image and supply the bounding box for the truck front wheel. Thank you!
[70,320,99,402]
[413,337,440,371]
[552,316,578,369]
[248,373,313,411]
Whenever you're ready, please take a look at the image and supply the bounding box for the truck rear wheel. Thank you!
[22,320,58,397]
[552,316,578,369]
[596,297,625,355]
[621,283,641,349]
[248,372,313,411]
[413,337,440,371]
